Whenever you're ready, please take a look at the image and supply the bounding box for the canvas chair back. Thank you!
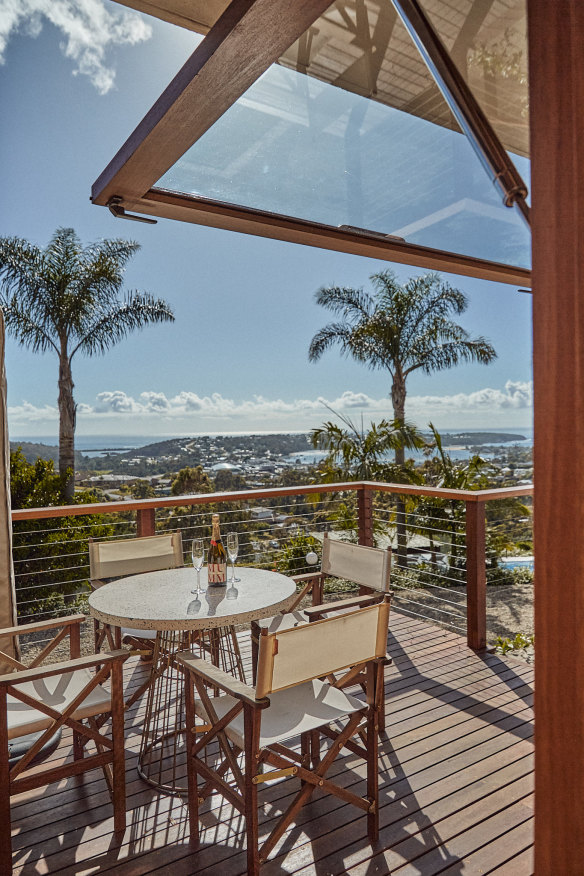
[255,598,390,699]
[321,535,391,592]
[89,531,183,580]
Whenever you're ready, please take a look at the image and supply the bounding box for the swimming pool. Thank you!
[499,556,534,571]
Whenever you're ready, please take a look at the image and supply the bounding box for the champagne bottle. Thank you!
[208,513,227,585]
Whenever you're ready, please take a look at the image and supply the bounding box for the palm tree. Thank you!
[309,270,497,467]
[0,227,175,501]
[311,410,426,545]
[311,410,426,482]
[309,270,497,563]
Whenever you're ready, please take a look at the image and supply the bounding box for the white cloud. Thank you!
[7,401,58,423]
[406,381,533,419]
[0,0,151,93]
[7,382,533,434]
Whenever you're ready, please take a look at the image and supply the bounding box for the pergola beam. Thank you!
[92,0,334,207]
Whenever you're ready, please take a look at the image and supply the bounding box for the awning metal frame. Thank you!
[392,0,530,227]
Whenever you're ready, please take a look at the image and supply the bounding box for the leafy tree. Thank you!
[171,465,213,496]
[10,449,113,620]
[414,424,493,573]
[276,531,321,577]
[0,227,175,500]
[129,479,156,499]
[214,468,247,492]
[310,412,426,548]
[9,448,68,509]
[311,413,426,482]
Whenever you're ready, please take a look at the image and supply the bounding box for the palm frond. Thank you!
[0,237,45,302]
[69,292,175,359]
[308,323,354,362]
[314,284,375,320]
[1,299,58,354]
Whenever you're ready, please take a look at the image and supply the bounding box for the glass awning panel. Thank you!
[157,3,530,269]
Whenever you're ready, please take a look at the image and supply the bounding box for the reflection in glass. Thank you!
[157,1,530,269]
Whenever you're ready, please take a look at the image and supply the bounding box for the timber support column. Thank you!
[465,500,486,651]
[357,488,374,547]
[136,508,155,537]
[528,1,584,871]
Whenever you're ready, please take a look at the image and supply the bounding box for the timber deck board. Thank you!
[11,613,534,875]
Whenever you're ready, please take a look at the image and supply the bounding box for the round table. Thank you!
[88,565,297,632]
[88,567,296,794]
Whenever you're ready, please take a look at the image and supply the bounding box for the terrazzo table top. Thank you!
[88,566,297,631]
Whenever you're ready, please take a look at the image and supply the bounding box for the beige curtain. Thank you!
[0,312,18,670]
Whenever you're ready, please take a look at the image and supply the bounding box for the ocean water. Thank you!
[9,434,185,457]
[10,429,534,460]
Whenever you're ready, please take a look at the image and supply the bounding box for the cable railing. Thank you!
[372,498,468,635]
[10,480,533,656]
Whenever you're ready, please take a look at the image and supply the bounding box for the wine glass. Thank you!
[227,532,239,583]
[191,538,205,594]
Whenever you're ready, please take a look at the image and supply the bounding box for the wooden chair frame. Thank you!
[0,615,128,873]
[250,536,392,731]
[178,596,390,875]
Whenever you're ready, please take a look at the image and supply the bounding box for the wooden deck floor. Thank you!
[12,613,534,875]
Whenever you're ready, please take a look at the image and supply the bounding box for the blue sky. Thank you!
[0,1,533,440]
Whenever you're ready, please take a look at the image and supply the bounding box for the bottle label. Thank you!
[208,562,227,585]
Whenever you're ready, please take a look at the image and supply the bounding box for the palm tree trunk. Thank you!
[58,354,76,503]
[392,374,408,568]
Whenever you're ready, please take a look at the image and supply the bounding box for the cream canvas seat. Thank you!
[0,615,128,873]
[89,531,184,652]
[251,534,391,670]
[177,595,391,875]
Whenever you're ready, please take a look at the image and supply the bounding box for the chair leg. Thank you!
[244,705,261,876]
[367,664,380,843]
[110,662,126,834]
[250,621,260,685]
[73,730,85,760]
[184,671,200,846]
[0,693,12,875]
[300,732,311,787]
[310,729,320,768]
[377,661,386,733]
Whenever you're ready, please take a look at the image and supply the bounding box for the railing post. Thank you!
[465,499,486,650]
[357,488,374,546]
[136,508,155,537]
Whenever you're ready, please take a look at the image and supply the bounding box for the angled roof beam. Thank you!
[392,0,531,227]
[92,0,335,207]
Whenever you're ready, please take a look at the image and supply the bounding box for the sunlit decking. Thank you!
[11,611,534,875]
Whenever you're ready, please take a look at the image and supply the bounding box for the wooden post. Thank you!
[357,488,374,546]
[465,500,486,651]
[136,508,155,537]
[0,689,12,874]
[69,621,81,659]
[528,1,584,871]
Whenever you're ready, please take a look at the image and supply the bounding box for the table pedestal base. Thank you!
[138,626,246,796]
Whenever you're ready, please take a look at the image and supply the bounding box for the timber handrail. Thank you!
[11,480,533,521]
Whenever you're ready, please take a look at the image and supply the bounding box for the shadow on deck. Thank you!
[11,612,534,875]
